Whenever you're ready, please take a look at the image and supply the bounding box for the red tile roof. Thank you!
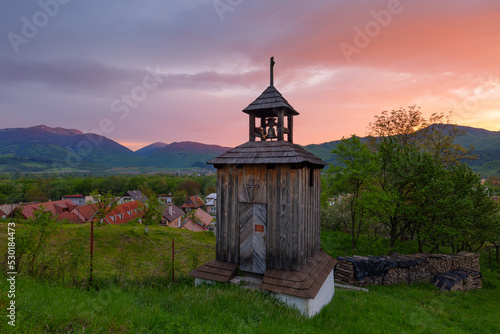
[180,208,213,231]
[19,200,77,220]
[181,196,205,209]
[103,201,142,225]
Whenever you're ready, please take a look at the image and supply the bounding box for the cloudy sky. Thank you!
[1,0,499,150]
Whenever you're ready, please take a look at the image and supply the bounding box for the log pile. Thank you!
[335,252,481,290]
[432,269,482,291]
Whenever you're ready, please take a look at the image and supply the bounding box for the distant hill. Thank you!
[0,125,138,172]
[135,142,169,157]
[0,124,498,176]
[304,125,500,177]
[136,141,231,168]
[0,125,231,172]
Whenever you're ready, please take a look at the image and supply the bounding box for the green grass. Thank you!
[0,224,499,333]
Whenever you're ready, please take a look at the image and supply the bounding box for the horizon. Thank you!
[1,1,499,151]
[4,122,496,152]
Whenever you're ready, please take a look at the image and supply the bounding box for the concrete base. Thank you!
[195,269,335,317]
[274,269,335,317]
[194,277,216,286]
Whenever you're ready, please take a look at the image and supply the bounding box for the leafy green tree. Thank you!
[321,198,350,233]
[17,206,57,274]
[138,189,163,233]
[178,179,201,196]
[372,137,437,249]
[173,190,188,207]
[88,189,118,224]
[326,135,379,249]
[367,106,474,165]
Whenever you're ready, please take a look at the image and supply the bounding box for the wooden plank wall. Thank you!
[216,165,242,263]
[216,164,322,271]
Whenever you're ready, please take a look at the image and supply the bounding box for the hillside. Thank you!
[0,125,139,172]
[305,125,500,177]
[0,224,498,333]
[137,141,231,168]
[0,124,498,176]
[0,125,231,172]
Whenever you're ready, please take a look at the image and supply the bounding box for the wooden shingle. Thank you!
[189,260,238,283]
[260,251,337,299]
[243,85,299,117]
[207,141,326,168]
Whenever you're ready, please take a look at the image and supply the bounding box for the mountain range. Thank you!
[0,125,231,173]
[0,124,499,177]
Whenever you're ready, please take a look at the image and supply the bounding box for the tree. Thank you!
[137,189,163,233]
[87,189,117,287]
[485,176,500,196]
[321,198,350,233]
[17,206,56,274]
[89,189,117,224]
[367,106,474,165]
[325,135,379,249]
[178,180,201,196]
[373,137,438,249]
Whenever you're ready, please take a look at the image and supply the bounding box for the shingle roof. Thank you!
[20,200,77,219]
[207,141,326,167]
[160,203,183,222]
[122,190,148,203]
[0,204,19,216]
[242,85,299,117]
[261,251,337,299]
[181,208,213,229]
[181,196,205,209]
[103,201,141,225]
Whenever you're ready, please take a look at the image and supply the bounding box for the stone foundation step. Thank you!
[230,276,262,290]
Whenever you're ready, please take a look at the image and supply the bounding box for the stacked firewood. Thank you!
[432,268,482,291]
[334,260,356,285]
[427,252,480,274]
[335,252,481,290]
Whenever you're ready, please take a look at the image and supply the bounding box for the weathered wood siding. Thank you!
[215,164,322,271]
[216,164,242,263]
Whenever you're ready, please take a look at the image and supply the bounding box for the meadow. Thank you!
[0,223,499,333]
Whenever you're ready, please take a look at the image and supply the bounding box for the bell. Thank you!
[266,127,277,139]
[255,126,266,139]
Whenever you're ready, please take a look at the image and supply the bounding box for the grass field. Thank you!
[0,223,499,333]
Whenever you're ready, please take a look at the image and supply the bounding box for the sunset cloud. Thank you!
[0,0,498,150]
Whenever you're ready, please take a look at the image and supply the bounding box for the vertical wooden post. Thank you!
[260,117,267,141]
[249,114,256,142]
[278,109,284,141]
[287,115,293,143]
[172,238,175,283]
[90,220,94,287]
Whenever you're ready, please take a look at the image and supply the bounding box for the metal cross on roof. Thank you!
[270,56,275,86]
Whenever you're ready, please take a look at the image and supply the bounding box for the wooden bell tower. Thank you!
[246,57,297,144]
[190,58,337,317]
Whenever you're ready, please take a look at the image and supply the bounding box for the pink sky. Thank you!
[1,0,499,150]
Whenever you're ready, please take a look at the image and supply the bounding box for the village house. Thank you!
[158,193,173,204]
[15,199,77,220]
[102,201,142,225]
[67,204,99,224]
[118,190,148,204]
[159,203,184,227]
[180,208,213,232]
[205,193,217,216]
[61,194,86,206]
[181,195,205,212]
[0,203,19,219]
